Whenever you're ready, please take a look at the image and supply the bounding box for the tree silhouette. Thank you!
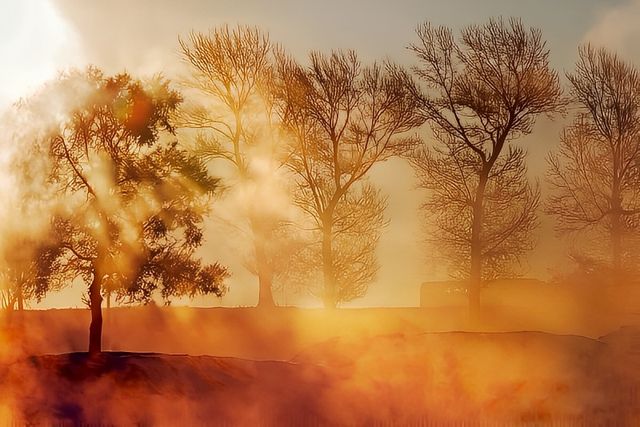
[547,46,640,280]
[1,130,68,313]
[412,142,540,283]
[179,25,284,308]
[408,18,564,313]
[274,51,422,308]
[43,68,227,353]
[0,236,64,312]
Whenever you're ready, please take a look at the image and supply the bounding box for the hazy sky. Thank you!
[2,0,640,308]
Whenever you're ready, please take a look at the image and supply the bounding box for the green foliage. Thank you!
[42,67,228,306]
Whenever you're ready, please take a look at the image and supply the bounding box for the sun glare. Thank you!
[0,0,80,110]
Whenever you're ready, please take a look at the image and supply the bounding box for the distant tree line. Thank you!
[2,18,640,351]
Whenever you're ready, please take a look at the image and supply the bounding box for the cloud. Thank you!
[0,0,82,109]
[583,0,640,59]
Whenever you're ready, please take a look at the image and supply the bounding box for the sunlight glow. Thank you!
[0,0,80,109]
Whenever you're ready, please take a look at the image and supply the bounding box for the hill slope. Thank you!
[2,329,639,425]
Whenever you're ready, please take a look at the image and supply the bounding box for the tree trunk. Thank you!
[16,286,24,311]
[611,196,623,285]
[255,237,275,308]
[611,156,623,284]
[469,173,489,317]
[250,216,275,308]
[104,290,111,351]
[321,222,337,309]
[88,270,103,354]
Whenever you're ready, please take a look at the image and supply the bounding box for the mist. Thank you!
[2,1,640,425]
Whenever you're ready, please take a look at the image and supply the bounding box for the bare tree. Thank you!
[275,50,423,308]
[408,18,564,313]
[547,46,640,280]
[412,143,540,282]
[179,25,285,308]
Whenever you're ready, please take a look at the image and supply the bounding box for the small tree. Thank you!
[179,25,285,308]
[0,236,64,312]
[44,68,228,353]
[547,46,640,280]
[408,18,564,312]
[275,51,422,308]
[0,130,68,313]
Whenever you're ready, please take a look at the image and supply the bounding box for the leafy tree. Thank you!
[547,46,640,280]
[179,25,285,307]
[44,68,227,353]
[408,18,564,313]
[275,51,422,308]
[0,236,64,312]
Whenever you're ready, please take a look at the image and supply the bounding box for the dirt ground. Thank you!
[1,295,639,425]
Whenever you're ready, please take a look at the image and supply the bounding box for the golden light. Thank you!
[0,0,80,110]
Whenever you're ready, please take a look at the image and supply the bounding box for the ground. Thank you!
[1,295,639,425]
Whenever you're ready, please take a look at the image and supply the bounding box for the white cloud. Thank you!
[583,0,640,61]
[0,0,82,110]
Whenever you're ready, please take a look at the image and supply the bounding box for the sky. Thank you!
[1,0,639,308]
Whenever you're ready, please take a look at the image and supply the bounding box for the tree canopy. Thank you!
[41,68,228,352]
[275,50,423,307]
